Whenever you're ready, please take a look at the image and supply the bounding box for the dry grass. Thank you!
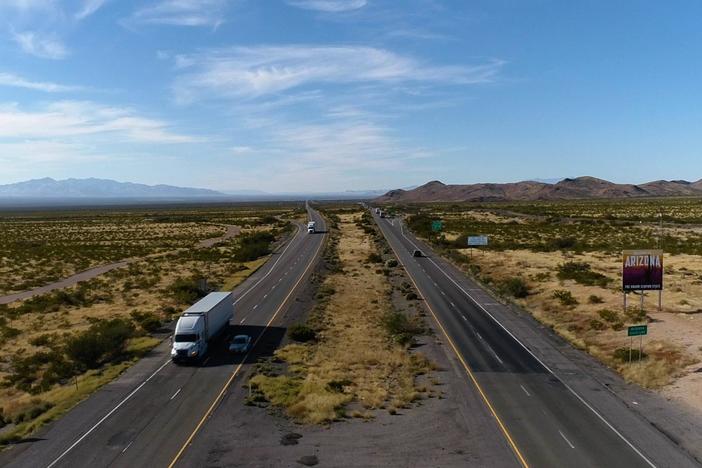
[251,213,430,423]
[451,246,701,391]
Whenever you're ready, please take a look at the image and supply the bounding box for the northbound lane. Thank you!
[374,211,697,468]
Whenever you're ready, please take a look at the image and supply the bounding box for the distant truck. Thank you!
[307,220,316,233]
[171,292,233,364]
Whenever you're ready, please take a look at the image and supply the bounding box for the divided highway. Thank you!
[373,212,698,468]
[0,207,326,468]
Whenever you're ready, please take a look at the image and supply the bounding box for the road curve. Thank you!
[0,224,241,305]
[0,208,326,468]
[373,212,698,468]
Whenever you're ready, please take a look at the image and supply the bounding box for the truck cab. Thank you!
[307,220,316,233]
[171,314,207,363]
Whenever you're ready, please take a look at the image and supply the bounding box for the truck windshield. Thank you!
[174,334,197,343]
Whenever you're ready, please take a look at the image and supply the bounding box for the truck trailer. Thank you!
[307,220,316,233]
[171,292,233,363]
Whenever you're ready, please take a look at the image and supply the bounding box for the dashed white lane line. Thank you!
[121,441,133,454]
[559,430,576,449]
[450,302,456,307]
[239,317,246,324]
[170,388,182,400]
[520,385,531,397]
[461,315,468,321]
[253,304,258,310]
[263,294,268,299]
[440,291,446,296]
[46,359,171,468]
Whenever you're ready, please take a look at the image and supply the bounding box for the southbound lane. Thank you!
[1,207,326,468]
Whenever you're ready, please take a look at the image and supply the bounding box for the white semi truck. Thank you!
[171,292,233,364]
[307,220,316,233]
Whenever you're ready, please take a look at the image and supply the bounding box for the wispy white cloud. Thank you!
[0,72,81,92]
[11,31,69,59]
[285,0,367,12]
[129,0,227,27]
[75,0,108,20]
[173,45,504,102]
[0,101,197,143]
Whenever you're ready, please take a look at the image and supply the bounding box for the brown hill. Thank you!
[374,176,702,203]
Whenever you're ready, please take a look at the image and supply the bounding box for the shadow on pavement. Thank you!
[202,325,286,367]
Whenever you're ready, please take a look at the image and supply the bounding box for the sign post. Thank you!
[627,325,648,362]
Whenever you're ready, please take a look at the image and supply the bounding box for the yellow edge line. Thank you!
[168,225,326,468]
[382,220,530,468]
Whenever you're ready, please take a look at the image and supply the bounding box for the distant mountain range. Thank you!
[0,178,225,199]
[374,176,702,203]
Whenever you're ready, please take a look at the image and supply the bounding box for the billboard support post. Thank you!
[640,335,644,363]
[629,337,632,363]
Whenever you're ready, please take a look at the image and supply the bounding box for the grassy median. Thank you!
[249,210,431,423]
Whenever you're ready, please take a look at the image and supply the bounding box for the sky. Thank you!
[1,0,701,193]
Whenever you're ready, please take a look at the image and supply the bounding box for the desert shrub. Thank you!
[588,295,604,304]
[501,277,529,298]
[613,347,647,362]
[549,237,577,250]
[234,231,275,262]
[405,292,418,301]
[168,277,207,304]
[130,311,162,333]
[65,318,135,370]
[288,324,316,343]
[557,262,612,288]
[11,400,54,424]
[624,305,647,323]
[552,290,578,306]
[29,334,53,347]
[589,319,606,330]
[385,259,398,268]
[382,311,424,345]
[598,309,619,323]
[366,253,383,264]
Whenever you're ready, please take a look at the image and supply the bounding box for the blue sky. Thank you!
[1,0,701,192]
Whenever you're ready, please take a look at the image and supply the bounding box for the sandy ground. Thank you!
[454,246,702,412]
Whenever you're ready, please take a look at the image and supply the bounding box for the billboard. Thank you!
[468,235,489,246]
[622,250,663,291]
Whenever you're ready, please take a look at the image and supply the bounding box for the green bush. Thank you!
[130,311,162,333]
[552,290,578,306]
[557,262,612,288]
[589,319,606,331]
[588,295,604,304]
[288,324,316,343]
[597,309,619,323]
[234,231,276,262]
[382,311,424,345]
[405,292,418,301]
[501,277,529,298]
[65,318,135,370]
[168,277,207,305]
[366,253,383,264]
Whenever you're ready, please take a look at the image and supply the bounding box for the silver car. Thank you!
[228,334,252,353]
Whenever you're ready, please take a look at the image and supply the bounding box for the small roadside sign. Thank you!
[627,325,648,337]
[467,235,488,246]
[431,220,443,232]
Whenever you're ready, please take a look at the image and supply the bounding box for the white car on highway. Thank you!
[228,334,252,353]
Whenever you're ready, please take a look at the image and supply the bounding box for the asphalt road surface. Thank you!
[0,207,326,468]
[373,211,699,468]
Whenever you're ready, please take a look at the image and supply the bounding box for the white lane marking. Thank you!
[484,343,503,364]
[271,285,276,290]
[170,388,182,400]
[253,304,258,310]
[440,291,446,296]
[433,282,438,287]
[559,430,576,449]
[394,223,656,468]
[520,385,531,397]
[239,317,246,324]
[121,441,133,454]
[233,222,302,305]
[263,294,268,299]
[46,359,171,468]
[278,278,283,283]
[450,302,456,307]
[461,315,468,321]
[476,332,483,340]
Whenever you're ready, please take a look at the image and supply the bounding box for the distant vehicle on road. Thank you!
[413,249,423,257]
[228,334,252,353]
[171,292,233,364]
[307,220,316,233]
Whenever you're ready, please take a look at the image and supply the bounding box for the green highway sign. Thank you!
[431,220,443,232]
[627,325,648,336]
